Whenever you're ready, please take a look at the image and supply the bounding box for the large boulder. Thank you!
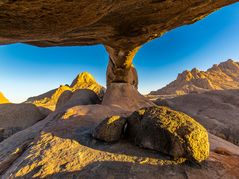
[56,89,101,110]
[92,116,127,142]
[156,89,239,146]
[126,106,210,162]
[0,103,46,141]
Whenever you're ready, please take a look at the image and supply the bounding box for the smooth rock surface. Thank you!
[56,89,101,110]
[0,103,46,141]
[127,106,209,162]
[102,83,154,111]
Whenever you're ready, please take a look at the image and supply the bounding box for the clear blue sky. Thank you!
[0,3,239,103]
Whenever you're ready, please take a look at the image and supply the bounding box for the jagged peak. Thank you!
[219,59,238,66]
[70,72,97,87]
[150,59,239,96]
[191,68,200,73]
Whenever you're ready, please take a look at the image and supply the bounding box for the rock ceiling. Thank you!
[0,0,238,49]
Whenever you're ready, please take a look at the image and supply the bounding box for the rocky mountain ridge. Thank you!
[150,59,239,95]
[26,72,105,110]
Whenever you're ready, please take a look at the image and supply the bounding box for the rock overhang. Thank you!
[0,0,238,49]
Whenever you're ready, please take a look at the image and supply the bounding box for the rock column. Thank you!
[105,45,139,89]
[103,45,154,111]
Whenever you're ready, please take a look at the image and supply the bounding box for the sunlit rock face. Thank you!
[26,72,104,110]
[0,92,9,104]
[106,46,139,88]
[150,59,239,95]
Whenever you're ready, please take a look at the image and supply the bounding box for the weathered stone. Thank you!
[105,45,139,88]
[106,59,138,88]
[156,88,239,146]
[1,105,239,178]
[126,106,210,162]
[0,103,46,141]
[102,83,154,111]
[56,89,101,110]
[92,115,127,142]
[0,1,237,49]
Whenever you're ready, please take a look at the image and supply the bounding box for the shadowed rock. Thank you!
[0,103,46,141]
[56,89,101,110]
[92,116,127,142]
[126,106,210,162]
[0,1,237,49]
[102,83,154,111]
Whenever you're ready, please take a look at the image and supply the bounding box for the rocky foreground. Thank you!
[156,89,239,146]
[0,83,239,178]
[1,1,239,178]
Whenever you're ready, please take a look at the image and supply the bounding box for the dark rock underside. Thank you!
[0,0,238,49]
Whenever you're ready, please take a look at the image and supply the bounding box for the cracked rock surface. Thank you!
[0,1,238,49]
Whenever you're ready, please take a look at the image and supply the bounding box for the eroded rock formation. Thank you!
[0,1,238,95]
[1,1,239,178]
[106,46,139,88]
[0,0,238,49]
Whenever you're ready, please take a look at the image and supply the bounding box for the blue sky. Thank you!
[0,3,239,103]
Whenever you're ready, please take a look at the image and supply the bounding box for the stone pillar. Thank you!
[105,45,140,88]
[103,45,154,111]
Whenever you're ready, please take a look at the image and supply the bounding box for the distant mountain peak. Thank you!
[26,72,105,110]
[150,59,239,95]
[0,92,10,104]
[70,72,96,87]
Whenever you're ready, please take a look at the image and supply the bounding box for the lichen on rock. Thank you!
[92,115,127,142]
[126,106,210,162]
